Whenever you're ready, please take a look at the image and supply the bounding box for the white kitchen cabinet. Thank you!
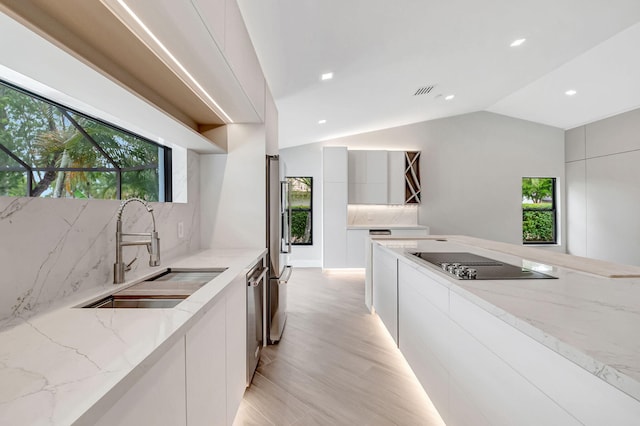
[225,274,247,424]
[95,338,187,426]
[323,147,348,268]
[348,150,418,205]
[372,244,398,344]
[186,297,227,426]
[348,150,388,204]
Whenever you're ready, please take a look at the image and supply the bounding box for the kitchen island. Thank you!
[0,248,265,425]
[370,236,640,425]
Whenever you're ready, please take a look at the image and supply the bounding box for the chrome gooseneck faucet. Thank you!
[114,198,160,284]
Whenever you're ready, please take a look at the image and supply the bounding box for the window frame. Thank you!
[287,176,313,246]
[522,177,557,245]
[0,79,172,201]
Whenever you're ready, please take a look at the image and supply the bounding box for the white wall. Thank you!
[565,107,640,266]
[200,124,266,249]
[279,143,323,266]
[277,112,565,266]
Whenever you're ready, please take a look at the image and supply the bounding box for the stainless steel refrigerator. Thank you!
[266,155,292,344]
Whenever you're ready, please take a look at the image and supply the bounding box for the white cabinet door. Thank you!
[323,147,348,268]
[223,0,265,119]
[348,150,367,184]
[346,229,368,268]
[348,150,388,204]
[225,275,247,425]
[372,244,398,343]
[348,151,368,204]
[366,151,388,184]
[387,151,405,204]
[186,297,227,426]
[95,338,187,426]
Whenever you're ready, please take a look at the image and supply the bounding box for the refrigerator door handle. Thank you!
[278,265,293,284]
[280,180,292,254]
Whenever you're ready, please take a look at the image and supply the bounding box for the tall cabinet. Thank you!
[323,147,349,268]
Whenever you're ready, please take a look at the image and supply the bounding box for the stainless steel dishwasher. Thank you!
[246,260,267,386]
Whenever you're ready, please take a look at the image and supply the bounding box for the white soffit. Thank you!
[0,12,225,153]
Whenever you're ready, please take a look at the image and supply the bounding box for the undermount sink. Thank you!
[81,267,228,309]
[84,295,187,309]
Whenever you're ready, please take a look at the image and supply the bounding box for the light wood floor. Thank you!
[233,268,445,426]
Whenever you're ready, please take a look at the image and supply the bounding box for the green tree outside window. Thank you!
[522,177,556,244]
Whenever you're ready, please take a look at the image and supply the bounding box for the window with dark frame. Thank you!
[0,79,171,201]
[287,177,312,245]
[522,177,556,244]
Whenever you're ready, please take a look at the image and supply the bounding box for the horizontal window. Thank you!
[0,79,171,201]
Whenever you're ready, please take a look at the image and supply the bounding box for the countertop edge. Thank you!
[347,224,429,230]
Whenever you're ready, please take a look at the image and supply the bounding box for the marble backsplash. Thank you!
[348,204,418,226]
[0,151,201,328]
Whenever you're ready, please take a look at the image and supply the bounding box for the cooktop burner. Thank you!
[410,252,557,280]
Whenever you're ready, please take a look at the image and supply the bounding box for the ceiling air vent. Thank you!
[413,85,435,96]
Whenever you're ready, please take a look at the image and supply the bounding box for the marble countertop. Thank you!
[347,224,429,230]
[374,236,640,403]
[0,248,266,425]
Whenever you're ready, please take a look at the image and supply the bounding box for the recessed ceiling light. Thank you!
[115,0,233,123]
[510,38,526,47]
[565,89,577,96]
[318,119,327,124]
[445,94,455,101]
[321,72,334,81]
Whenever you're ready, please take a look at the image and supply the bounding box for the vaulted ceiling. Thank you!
[237,0,640,148]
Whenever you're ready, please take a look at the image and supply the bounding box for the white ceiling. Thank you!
[237,0,640,148]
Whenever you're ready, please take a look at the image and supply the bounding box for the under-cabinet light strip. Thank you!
[116,0,234,123]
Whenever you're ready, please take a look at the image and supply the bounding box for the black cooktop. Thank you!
[411,252,557,280]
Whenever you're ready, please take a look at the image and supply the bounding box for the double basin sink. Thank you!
[82,268,228,309]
